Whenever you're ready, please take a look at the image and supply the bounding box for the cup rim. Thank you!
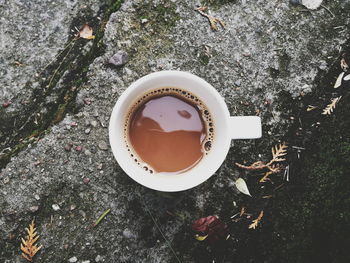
[109,70,232,192]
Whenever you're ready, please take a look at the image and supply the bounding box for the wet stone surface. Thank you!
[0,0,350,262]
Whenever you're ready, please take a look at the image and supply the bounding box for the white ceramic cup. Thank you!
[109,71,261,192]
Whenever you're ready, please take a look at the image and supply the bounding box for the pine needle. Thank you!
[93,209,111,227]
[21,220,42,262]
[248,211,264,230]
[322,96,342,115]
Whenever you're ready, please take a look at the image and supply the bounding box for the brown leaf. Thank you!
[78,24,95,40]
[192,216,229,244]
[21,220,42,262]
[239,207,245,217]
[249,210,264,230]
[341,58,349,71]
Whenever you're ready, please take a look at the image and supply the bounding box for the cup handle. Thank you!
[229,116,262,139]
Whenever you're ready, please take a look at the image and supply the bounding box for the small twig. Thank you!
[195,7,225,31]
[321,4,335,18]
[93,208,111,227]
[143,202,181,263]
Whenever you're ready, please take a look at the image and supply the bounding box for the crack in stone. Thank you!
[0,0,124,171]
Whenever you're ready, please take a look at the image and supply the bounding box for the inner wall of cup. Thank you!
[123,87,215,175]
[115,73,231,179]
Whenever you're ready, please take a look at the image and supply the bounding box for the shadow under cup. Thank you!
[109,71,234,192]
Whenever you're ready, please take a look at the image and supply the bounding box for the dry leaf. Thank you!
[302,0,323,10]
[249,210,264,230]
[334,72,344,88]
[307,105,317,111]
[341,58,349,71]
[195,234,208,241]
[344,74,350,81]
[78,24,95,40]
[21,220,42,262]
[235,178,252,197]
[266,143,288,166]
[195,7,225,31]
[239,207,246,217]
[322,96,342,115]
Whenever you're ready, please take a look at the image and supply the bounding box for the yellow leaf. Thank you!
[195,234,208,241]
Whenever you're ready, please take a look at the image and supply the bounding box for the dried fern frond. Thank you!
[322,96,342,115]
[21,220,42,262]
[266,143,288,166]
[195,7,225,31]
[235,161,267,171]
[259,171,273,183]
[249,211,264,230]
[260,165,282,183]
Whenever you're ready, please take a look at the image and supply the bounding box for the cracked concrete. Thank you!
[1,0,350,262]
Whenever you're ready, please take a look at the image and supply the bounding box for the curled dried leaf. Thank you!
[341,58,349,72]
[21,220,42,262]
[78,24,95,40]
[239,207,246,217]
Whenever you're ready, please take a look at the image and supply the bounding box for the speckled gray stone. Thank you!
[1,0,350,262]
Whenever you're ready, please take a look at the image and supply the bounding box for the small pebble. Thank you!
[75,146,83,152]
[2,101,11,108]
[3,176,10,184]
[109,50,129,67]
[52,204,60,211]
[98,141,108,151]
[34,194,40,200]
[83,177,90,184]
[90,120,98,127]
[83,98,92,105]
[97,163,103,170]
[70,204,77,210]
[64,144,72,152]
[141,18,149,24]
[81,261,90,263]
[85,128,91,134]
[95,255,102,262]
[234,80,241,87]
[68,256,78,263]
[29,206,39,213]
[84,149,92,156]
